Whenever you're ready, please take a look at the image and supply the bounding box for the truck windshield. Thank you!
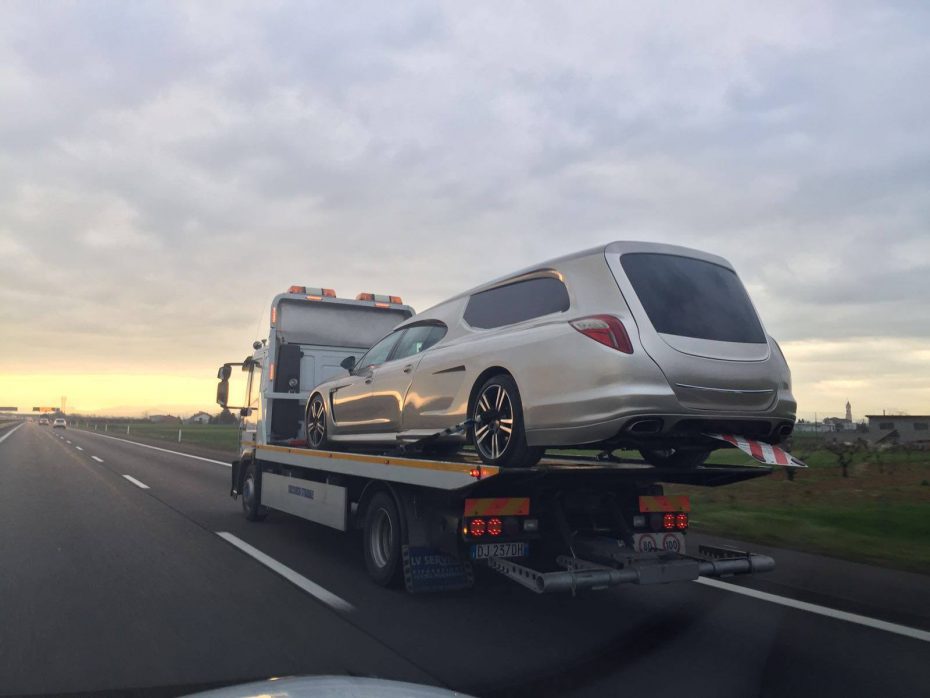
[620,253,766,343]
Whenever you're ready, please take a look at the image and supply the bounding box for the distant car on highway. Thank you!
[305,241,797,468]
[52,418,67,429]
[38,417,49,425]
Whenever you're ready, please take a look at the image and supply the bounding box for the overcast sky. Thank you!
[1,1,928,417]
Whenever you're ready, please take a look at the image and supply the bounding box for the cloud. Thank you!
[0,1,928,414]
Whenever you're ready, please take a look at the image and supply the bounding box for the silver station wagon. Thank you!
[306,241,797,468]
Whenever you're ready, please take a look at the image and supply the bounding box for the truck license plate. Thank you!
[470,542,529,560]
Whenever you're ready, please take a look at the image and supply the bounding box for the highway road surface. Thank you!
[1,421,928,697]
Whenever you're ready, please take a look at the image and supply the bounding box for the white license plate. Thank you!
[470,542,529,560]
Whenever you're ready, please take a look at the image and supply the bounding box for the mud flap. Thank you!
[706,433,808,467]
[230,459,242,497]
[402,545,474,593]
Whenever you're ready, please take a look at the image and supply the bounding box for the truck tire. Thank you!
[242,462,268,521]
[639,447,710,470]
[306,394,329,449]
[363,491,404,587]
[470,374,544,468]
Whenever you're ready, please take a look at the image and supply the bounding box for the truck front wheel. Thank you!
[363,491,404,587]
[242,462,268,521]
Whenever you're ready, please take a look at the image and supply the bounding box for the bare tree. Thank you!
[824,439,863,478]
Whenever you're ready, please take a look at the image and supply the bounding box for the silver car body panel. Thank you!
[311,241,796,449]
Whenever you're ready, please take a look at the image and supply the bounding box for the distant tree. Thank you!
[214,408,237,425]
[824,439,864,478]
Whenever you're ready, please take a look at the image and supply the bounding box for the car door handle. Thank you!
[403,365,413,374]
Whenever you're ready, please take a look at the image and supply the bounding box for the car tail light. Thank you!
[676,513,688,530]
[468,518,486,536]
[570,315,633,354]
[487,518,503,536]
[662,513,675,531]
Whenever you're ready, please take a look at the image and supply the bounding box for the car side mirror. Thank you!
[340,355,357,371]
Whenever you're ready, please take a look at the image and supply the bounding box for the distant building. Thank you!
[866,415,930,445]
[187,411,211,425]
[149,414,179,423]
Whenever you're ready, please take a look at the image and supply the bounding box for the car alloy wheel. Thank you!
[473,383,514,461]
[306,395,327,448]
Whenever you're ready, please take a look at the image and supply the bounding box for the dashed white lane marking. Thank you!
[76,446,83,451]
[695,577,930,643]
[216,532,354,613]
[66,440,72,444]
[91,456,104,463]
[0,423,23,444]
[122,475,150,490]
[78,430,230,466]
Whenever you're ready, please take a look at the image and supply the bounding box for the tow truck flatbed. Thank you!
[218,284,789,594]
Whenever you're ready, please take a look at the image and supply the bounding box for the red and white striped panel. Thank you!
[706,433,808,467]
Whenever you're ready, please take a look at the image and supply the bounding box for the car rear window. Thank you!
[464,277,570,329]
[620,253,766,343]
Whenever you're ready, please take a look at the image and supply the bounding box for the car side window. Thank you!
[463,276,570,329]
[354,331,402,373]
[392,324,447,361]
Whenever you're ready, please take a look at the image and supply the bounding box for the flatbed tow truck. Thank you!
[217,286,797,594]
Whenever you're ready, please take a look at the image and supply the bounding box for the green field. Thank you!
[76,422,240,452]
[674,439,930,573]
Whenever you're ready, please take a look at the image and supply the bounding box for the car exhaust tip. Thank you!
[626,419,663,435]
[777,423,794,437]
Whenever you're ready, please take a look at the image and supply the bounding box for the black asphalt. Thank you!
[1,422,928,697]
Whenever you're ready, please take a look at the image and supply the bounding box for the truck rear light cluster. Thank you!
[465,516,524,538]
[469,518,486,536]
[487,517,503,536]
[661,513,689,530]
[570,315,633,354]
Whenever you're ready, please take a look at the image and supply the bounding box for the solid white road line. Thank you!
[695,577,930,643]
[216,532,354,613]
[79,430,230,466]
[0,423,23,444]
[91,456,104,463]
[122,474,150,490]
[76,446,83,451]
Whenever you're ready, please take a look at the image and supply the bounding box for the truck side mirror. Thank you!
[217,364,232,380]
[340,355,357,372]
[216,380,229,407]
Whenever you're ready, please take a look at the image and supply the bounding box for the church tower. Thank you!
[845,400,852,423]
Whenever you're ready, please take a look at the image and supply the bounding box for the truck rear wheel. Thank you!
[363,491,404,587]
[242,462,268,521]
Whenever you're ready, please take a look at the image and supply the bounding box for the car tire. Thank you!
[470,374,544,469]
[363,491,404,587]
[241,461,268,521]
[306,394,329,449]
[639,447,710,470]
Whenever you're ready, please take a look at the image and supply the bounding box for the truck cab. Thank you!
[217,286,414,458]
